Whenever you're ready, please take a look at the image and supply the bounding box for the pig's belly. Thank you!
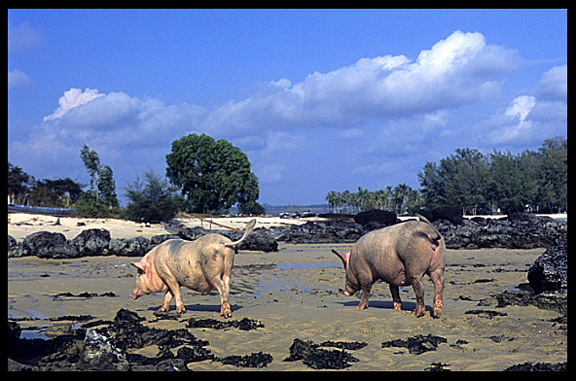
[179,275,213,295]
[385,270,409,287]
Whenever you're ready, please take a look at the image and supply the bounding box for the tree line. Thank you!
[8,134,263,222]
[325,185,421,215]
[326,137,566,216]
[418,137,566,215]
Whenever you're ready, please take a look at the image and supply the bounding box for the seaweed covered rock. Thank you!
[284,338,365,369]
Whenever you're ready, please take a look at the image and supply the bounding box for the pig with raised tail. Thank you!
[332,215,445,317]
[130,219,256,318]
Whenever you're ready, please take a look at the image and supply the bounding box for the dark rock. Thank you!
[150,234,181,245]
[528,243,567,294]
[420,206,464,225]
[177,226,207,241]
[8,320,81,366]
[433,216,566,250]
[186,317,264,331]
[218,352,273,368]
[72,228,111,256]
[108,309,208,351]
[238,229,278,252]
[354,209,397,227]
[8,234,24,257]
[504,361,567,371]
[22,231,79,258]
[108,236,151,257]
[381,334,447,355]
[77,329,130,371]
[224,228,278,252]
[492,290,567,315]
[176,345,215,362]
[284,338,363,369]
[277,221,365,244]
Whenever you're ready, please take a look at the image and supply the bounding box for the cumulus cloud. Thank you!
[201,30,519,135]
[10,87,207,187]
[536,64,567,100]
[483,64,566,146]
[43,88,105,121]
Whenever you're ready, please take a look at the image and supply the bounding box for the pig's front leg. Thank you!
[160,290,173,312]
[356,282,372,310]
[163,277,186,313]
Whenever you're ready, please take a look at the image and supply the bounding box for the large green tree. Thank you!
[165,133,261,214]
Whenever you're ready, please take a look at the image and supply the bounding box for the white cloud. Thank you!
[536,64,567,100]
[488,95,536,144]
[10,87,207,192]
[483,65,566,147]
[43,88,105,121]
[505,95,536,123]
[201,30,518,136]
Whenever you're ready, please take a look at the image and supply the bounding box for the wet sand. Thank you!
[8,237,567,370]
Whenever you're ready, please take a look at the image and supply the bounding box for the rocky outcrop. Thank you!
[527,243,567,294]
[354,210,398,230]
[275,220,365,244]
[71,228,111,257]
[434,214,566,249]
[20,231,79,259]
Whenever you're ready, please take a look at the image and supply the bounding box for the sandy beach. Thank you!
[8,214,567,371]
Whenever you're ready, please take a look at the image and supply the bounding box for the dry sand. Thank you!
[7,214,567,371]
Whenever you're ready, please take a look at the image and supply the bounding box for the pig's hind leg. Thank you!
[209,274,232,318]
[389,284,402,311]
[429,268,445,317]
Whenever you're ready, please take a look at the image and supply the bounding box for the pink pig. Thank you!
[130,219,256,318]
[332,215,445,317]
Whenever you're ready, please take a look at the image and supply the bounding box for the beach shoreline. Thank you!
[8,214,567,371]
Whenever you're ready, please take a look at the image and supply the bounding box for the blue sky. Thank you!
[8,9,567,206]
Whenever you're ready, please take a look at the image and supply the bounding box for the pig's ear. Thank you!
[131,260,149,274]
[331,250,350,269]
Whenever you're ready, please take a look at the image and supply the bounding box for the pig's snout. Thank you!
[344,290,351,296]
[130,290,142,300]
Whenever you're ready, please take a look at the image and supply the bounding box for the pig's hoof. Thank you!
[433,308,442,318]
[393,302,402,311]
[177,306,186,314]
[414,307,426,318]
[220,302,232,318]
[221,309,232,318]
[355,304,368,310]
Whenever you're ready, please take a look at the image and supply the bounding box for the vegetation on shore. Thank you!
[9,137,566,221]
